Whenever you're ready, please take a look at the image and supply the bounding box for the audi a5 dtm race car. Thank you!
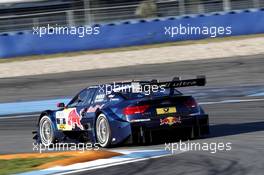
[33,76,209,147]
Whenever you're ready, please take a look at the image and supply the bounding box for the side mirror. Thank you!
[57,102,65,108]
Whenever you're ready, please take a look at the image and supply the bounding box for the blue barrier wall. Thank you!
[0,9,264,58]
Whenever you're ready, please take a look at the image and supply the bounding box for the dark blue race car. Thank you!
[34,76,209,147]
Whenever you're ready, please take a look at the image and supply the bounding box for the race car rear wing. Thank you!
[142,75,206,88]
[109,76,206,95]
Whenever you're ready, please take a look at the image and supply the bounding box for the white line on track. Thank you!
[55,153,177,175]
[0,114,37,119]
[1,98,264,119]
[199,98,264,105]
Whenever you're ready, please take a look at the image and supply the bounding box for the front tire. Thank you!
[39,116,55,146]
[96,114,111,148]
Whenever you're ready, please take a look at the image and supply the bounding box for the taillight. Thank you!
[184,99,198,108]
[123,105,149,115]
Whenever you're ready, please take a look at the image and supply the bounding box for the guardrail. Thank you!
[0,9,263,58]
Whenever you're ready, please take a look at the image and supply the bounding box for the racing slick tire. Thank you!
[39,116,55,146]
[96,113,111,148]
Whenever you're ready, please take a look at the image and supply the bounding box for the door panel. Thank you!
[55,88,97,131]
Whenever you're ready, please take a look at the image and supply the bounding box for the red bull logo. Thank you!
[160,116,181,126]
[68,108,84,130]
[87,104,104,113]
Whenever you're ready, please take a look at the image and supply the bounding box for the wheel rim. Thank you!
[96,116,109,145]
[40,117,53,145]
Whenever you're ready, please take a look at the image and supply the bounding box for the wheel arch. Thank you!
[37,110,52,126]
[94,109,113,147]
[93,108,111,125]
[93,108,132,146]
[38,110,56,128]
[37,110,65,144]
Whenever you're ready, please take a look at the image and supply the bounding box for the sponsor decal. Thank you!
[156,107,177,114]
[160,116,181,126]
[56,108,84,130]
[59,124,66,130]
[86,104,104,113]
[68,108,84,130]
[56,105,105,131]
[94,94,106,103]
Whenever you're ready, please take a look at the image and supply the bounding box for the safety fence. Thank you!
[1,0,264,33]
[0,9,264,58]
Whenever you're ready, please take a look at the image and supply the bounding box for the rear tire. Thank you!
[39,116,55,146]
[96,114,111,148]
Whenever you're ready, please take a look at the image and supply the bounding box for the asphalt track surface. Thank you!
[0,54,264,175]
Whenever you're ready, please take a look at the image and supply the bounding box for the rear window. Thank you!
[121,88,182,99]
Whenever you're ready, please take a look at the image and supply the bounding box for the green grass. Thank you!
[0,157,64,175]
[0,33,263,63]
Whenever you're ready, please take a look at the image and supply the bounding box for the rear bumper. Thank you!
[126,114,209,144]
[131,114,208,128]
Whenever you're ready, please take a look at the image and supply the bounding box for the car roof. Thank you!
[86,81,148,89]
